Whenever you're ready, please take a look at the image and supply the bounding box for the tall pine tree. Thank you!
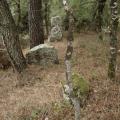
[29,0,44,48]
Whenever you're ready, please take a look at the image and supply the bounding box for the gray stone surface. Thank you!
[26,44,59,65]
[48,26,63,42]
[49,16,63,42]
[51,16,62,27]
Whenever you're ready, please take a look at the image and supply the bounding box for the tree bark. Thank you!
[44,2,49,36]
[16,0,21,27]
[63,1,81,120]
[96,0,107,40]
[0,0,27,73]
[108,0,119,80]
[29,0,44,48]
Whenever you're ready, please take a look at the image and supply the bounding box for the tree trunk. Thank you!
[96,0,107,40]
[65,11,80,120]
[44,2,49,36]
[29,0,44,48]
[108,0,119,80]
[0,0,27,73]
[16,0,21,27]
[63,1,81,120]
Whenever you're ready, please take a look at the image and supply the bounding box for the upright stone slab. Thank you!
[48,26,63,42]
[49,16,63,42]
[51,16,62,27]
[26,44,59,66]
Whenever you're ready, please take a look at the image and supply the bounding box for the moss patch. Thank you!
[72,73,89,98]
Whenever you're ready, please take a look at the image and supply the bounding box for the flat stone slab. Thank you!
[26,44,59,66]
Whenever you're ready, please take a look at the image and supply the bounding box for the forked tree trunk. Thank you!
[108,0,119,80]
[0,0,27,73]
[29,0,44,48]
[63,1,81,120]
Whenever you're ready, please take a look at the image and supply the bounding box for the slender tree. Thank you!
[29,0,44,48]
[44,0,50,36]
[108,0,119,80]
[0,0,27,73]
[63,1,80,120]
[95,0,107,40]
[16,0,21,27]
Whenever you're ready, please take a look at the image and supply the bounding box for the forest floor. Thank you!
[0,32,120,120]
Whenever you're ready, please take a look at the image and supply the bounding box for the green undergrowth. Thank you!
[61,73,90,103]
[72,73,90,98]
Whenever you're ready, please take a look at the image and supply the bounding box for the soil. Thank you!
[0,32,119,120]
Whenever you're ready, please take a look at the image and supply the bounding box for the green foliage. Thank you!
[72,73,89,98]
[50,0,65,18]
[50,0,96,31]
[9,0,28,20]
[51,0,112,31]
[71,0,95,20]
[61,73,90,99]
[8,0,120,32]
[70,0,96,31]
[30,109,41,120]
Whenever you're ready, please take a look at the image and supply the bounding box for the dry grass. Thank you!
[0,32,120,120]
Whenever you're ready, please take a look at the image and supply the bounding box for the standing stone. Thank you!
[51,16,62,27]
[49,16,63,42]
[48,25,63,42]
